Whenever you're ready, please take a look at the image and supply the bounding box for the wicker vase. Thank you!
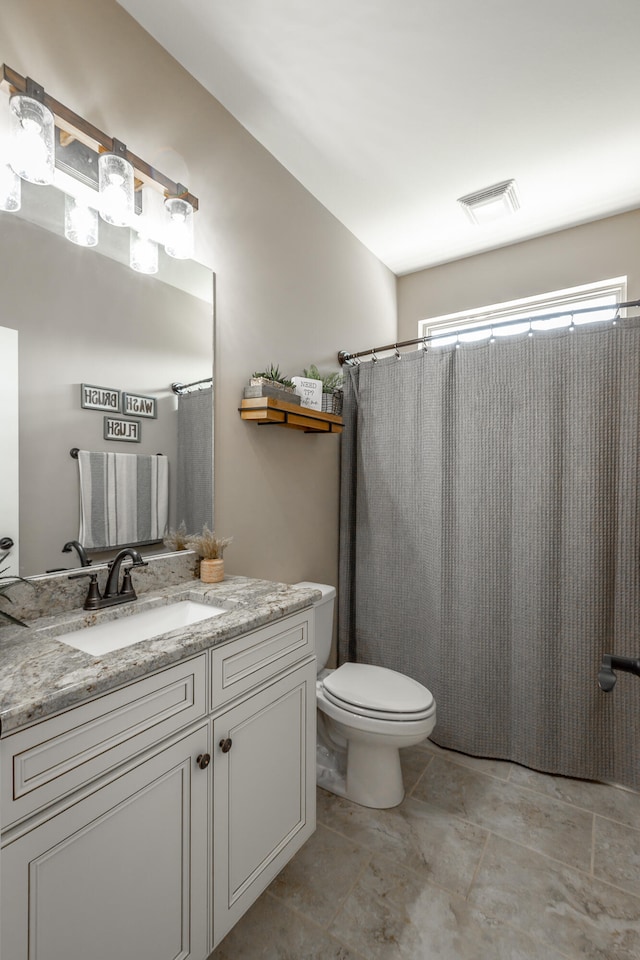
[200,558,224,583]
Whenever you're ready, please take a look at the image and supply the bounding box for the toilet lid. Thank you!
[322,663,434,721]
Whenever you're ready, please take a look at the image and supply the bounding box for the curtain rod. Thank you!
[338,298,640,366]
[171,378,213,395]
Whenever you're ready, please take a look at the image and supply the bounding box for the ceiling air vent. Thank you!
[457,179,520,225]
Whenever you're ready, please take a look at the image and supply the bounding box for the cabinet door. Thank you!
[212,659,316,948]
[1,726,209,960]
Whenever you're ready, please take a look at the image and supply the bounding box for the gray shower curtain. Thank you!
[176,387,213,533]
[339,321,640,790]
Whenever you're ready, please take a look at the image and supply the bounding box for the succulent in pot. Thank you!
[250,364,296,393]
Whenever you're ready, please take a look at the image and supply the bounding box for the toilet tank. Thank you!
[292,582,336,671]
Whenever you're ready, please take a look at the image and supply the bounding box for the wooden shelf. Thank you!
[239,397,343,433]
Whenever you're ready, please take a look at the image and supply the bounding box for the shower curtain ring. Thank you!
[422,336,428,351]
[394,344,401,359]
[371,350,378,363]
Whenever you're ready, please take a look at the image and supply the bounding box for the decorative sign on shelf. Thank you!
[122,392,157,419]
[291,376,323,410]
[81,383,120,412]
[103,416,141,443]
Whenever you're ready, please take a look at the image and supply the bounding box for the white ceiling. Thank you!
[118,0,640,276]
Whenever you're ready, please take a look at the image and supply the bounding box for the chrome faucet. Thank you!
[69,548,148,610]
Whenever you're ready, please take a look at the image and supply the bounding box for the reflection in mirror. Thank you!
[1,181,214,578]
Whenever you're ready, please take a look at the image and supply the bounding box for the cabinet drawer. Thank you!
[211,610,314,709]
[1,654,207,828]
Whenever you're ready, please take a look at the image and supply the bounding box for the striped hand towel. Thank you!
[77,451,169,550]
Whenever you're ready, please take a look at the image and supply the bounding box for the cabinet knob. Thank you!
[219,738,233,754]
[196,753,211,769]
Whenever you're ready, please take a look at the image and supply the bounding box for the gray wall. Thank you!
[1,0,397,589]
[398,210,640,341]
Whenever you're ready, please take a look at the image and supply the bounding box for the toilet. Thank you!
[294,582,436,809]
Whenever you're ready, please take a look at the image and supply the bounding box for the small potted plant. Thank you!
[303,365,344,414]
[163,521,190,552]
[186,526,233,583]
[0,551,32,628]
[245,364,301,405]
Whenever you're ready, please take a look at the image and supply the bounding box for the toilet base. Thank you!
[316,731,405,809]
[345,740,405,808]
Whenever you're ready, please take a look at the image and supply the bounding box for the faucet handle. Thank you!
[68,571,103,610]
[119,567,136,598]
[119,559,148,598]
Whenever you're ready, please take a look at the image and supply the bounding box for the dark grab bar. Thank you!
[598,654,640,692]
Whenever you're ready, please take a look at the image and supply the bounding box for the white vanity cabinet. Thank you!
[209,608,316,947]
[0,606,316,960]
[2,724,210,960]
[0,655,211,960]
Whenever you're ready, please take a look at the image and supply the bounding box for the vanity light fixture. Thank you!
[0,159,20,211]
[164,190,194,260]
[457,179,520,225]
[8,77,55,185]
[130,184,162,273]
[98,138,134,227]
[0,64,199,263]
[0,96,20,211]
[64,193,99,247]
[130,229,159,274]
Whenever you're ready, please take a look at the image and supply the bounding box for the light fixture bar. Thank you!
[1,63,198,210]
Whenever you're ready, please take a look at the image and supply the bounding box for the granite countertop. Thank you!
[0,576,320,735]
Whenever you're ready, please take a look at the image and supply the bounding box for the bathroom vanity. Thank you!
[0,573,318,959]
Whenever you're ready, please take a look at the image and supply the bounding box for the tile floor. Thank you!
[211,740,640,959]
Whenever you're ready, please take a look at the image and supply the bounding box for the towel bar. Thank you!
[70,448,164,458]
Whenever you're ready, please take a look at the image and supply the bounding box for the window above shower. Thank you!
[418,276,627,346]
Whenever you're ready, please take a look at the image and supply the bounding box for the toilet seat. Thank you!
[321,663,435,723]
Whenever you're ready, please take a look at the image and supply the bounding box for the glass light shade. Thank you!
[0,163,21,212]
[141,184,166,239]
[98,152,134,226]
[0,93,20,210]
[130,229,158,274]
[65,194,98,246]
[9,94,55,185]
[164,196,194,259]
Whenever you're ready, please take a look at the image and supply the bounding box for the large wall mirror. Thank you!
[0,181,214,578]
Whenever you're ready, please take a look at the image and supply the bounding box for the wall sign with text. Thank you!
[81,383,120,412]
[122,392,157,419]
[103,417,141,443]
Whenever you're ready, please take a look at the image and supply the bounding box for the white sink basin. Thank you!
[55,600,227,656]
